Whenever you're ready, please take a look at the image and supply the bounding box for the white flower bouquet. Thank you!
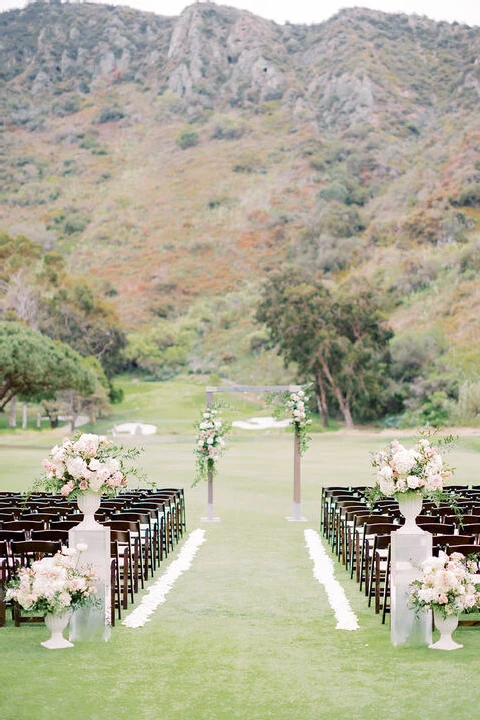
[6,546,99,616]
[193,406,230,486]
[39,432,142,499]
[285,389,312,455]
[409,551,480,619]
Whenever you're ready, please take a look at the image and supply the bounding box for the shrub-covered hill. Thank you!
[0,1,479,398]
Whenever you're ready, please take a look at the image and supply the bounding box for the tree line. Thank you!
[0,231,470,430]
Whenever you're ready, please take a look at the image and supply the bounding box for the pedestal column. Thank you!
[390,528,432,646]
[69,518,111,642]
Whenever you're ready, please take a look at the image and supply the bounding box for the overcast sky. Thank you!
[0,0,479,27]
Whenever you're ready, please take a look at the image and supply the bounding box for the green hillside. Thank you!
[1,1,479,423]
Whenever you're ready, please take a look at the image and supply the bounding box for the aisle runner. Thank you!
[304,529,359,631]
[122,528,206,628]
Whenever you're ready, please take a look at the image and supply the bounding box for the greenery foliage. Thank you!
[256,269,393,428]
[0,321,96,411]
[176,127,199,149]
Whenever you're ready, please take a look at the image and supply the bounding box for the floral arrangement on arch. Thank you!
[370,433,455,503]
[38,432,142,499]
[193,406,230,486]
[409,551,480,620]
[285,388,312,456]
[6,545,99,617]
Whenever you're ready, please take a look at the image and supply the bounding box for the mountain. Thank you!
[1,1,480,388]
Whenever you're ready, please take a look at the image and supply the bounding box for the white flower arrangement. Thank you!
[193,406,230,486]
[285,389,312,455]
[409,551,480,620]
[38,432,142,499]
[6,545,99,616]
[370,435,453,501]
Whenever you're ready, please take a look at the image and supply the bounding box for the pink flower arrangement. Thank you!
[371,436,453,500]
[410,551,480,619]
[39,433,141,498]
[6,545,98,616]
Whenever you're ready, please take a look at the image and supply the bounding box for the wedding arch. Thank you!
[203,384,307,522]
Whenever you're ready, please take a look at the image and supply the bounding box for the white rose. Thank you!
[379,466,393,481]
[379,478,395,496]
[88,475,104,492]
[406,475,421,489]
[73,433,101,457]
[65,456,88,480]
[391,449,417,475]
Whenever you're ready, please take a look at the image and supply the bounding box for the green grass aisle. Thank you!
[1,434,480,719]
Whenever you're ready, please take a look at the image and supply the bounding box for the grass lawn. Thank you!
[1,382,480,719]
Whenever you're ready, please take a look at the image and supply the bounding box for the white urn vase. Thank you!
[396,492,424,534]
[41,611,74,650]
[429,611,463,651]
[76,490,102,529]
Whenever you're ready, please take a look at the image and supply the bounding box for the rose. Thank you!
[72,433,102,457]
[391,449,417,475]
[60,481,74,497]
[406,475,421,490]
[65,456,89,480]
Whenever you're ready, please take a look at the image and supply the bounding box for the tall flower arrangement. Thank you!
[285,389,312,455]
[370,434,454,503]
[193,406,230,486]
[38,432,142,499]
[6,545,99,616]
[409,551,480,620]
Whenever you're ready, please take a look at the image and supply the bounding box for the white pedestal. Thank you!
[390,528,432,646]
[286,502,307,522]
[68,522,111,642]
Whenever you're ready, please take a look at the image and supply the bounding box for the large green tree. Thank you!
[38,280,126,378]
[256,269,393,428]
[0,321,96,411]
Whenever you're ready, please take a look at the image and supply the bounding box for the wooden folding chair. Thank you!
[110,529,135,613]
[3,520,45,539]
[382,545,391,625]
[369,534,391,614]
[417,522,455,535]
[31,529,70,544]
[432,535,475,554]
[359,523,397,594]
[0,551,6,628]
[104,520,142,592]
[112,511,153,578]
[129,501,167,564]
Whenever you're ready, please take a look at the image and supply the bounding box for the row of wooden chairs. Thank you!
[320,485,480,626]
[0,487,186,627]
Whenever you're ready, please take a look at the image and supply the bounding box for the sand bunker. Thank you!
[232,416,290,430]
[113,422,157,435]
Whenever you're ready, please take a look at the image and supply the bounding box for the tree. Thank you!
[0,321,96,412]
[256,269,393,428]
[0,233,125,378]
[41,357,111,430]
[38,280,127,378]
[122,322,193,380]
